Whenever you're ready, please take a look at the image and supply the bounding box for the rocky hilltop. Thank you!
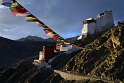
[0,22,124,83]
[56,22,124,82]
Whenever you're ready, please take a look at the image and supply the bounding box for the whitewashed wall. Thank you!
[87,22,96,34]
[78,10,114,40]
[82,24,88,35]
[60,44,72,51]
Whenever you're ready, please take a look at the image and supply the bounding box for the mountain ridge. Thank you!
[17,35,79,43]
[1,22,124,82]
[0,36,56,69]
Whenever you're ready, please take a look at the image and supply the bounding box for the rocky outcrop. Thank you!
[59,22,124,82]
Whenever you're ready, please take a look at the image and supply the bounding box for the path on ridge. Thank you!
[43,68,122,83]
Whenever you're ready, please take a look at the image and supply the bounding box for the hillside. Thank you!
[0,37,55,69]
[56,22,124,81]
[0,22,124,83]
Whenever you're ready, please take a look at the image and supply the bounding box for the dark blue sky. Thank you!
[0,0,124,40]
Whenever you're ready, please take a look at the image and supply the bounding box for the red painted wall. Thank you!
[42,46,55,62]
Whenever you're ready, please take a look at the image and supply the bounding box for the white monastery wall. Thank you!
[78,10,114,40]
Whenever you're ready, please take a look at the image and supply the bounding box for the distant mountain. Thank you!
[0,36,56,69]
[17,35,44,42]
[17,35,56,42]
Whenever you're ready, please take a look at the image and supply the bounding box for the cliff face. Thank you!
[0,22,124,83]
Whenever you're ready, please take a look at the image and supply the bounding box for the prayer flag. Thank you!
[26,15,38,22]
[2,2,11,7]
[12,8,30,16]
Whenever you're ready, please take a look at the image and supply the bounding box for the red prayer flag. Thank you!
[45,29,53,34]
[12,8,30,16]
